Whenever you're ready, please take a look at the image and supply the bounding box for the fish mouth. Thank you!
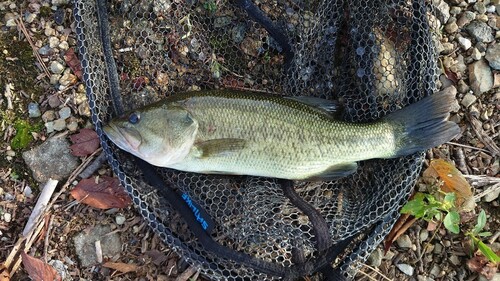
[103,123,142,152]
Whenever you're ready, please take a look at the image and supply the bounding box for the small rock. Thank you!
[457,80,470,93]
[445,21,459,33]
[430,264,442,277]
[433,243,443,254]
[483,187,500,202]
[396,264,414,276]
[470,47,482,60]
[469,59,494,94]
[22,137,79,182]
[28,102,41,118]
[50,61,65,74]
[59,72,77,87]
[457,11,475,27]
[441,42,455,54]
[476,14,489,22]
[42,110,56,122]
[419,229,429,242]
[486,5,496,13]
[466,21,494,43]
[457,36,472,50]
[417,275,434,281]
[115,215,126,225]
[50,74,61,85]
[45,121,54,133]
[450,6,461,15]
[48,260,70,281]
[485,43,500,70]
[367,248,382,267]
[3,213,11,223]
[461,93,477,107]
[58,107,71,119]
[24,12,36,23]
[449,255,461,266]
[48,95,61,108]
[51,0,69,6]
[474,2,487,14]
[45,26,55,37]
[73,225,122,267]
[469,105,480,117]
[48,36,60,48]
[58,41,69,50]
[67,121,78,131]
[396,234,413,248]
[434,0,451,23]
[24,186,32,197]
[383,250,395,260]
[38,45,53,56]
[53,119,66,131]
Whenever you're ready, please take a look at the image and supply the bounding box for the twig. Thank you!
[43,214,54,262]
[473,183,500,202]
[356,268,379,281]
[464,174,500,187]
[175,266,198,281]
[15,17,51,80]
[446,142,492,155]
[78,151,106,179]
[489,230,500,244]
[361,264,393,281]
[466,115,500,156]
[4,83,14,110]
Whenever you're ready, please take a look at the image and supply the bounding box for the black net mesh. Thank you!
[73,0,439,279]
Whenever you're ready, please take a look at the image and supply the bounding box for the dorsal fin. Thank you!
[285,96,339,114]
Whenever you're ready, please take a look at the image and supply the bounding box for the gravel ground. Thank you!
[0,0,498,280]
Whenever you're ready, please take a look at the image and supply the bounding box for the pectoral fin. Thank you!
[306,162,358,181]
[285,96,339,114]
[194,139,246,158]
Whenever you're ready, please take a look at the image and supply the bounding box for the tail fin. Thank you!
[385,92,460,157]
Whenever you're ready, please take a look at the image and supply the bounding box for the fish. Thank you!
[103,90,460,181]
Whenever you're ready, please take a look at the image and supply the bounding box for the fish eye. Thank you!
[128,112,140,124]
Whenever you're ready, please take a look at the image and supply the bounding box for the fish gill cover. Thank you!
[73,0,439,279]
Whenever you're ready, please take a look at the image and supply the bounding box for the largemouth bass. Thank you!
[103,90,459,180]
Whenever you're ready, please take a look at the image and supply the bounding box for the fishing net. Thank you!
[73,0,439,279]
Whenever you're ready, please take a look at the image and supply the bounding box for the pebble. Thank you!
[457,36,472,50]
[466,21,495,43]
[457,79,470,93]
[24,186,32,197]
[469,59,494,94]
[445,21,459,33]
[461,93,477,107]
[45,121,54,133]
[51,0,69,6]
[50,61,65,74]
[115,215,126,225]
[24,12,36,23]
[441,42,455,54]
[50,74,61,85]
[38,45,53,56]
[396,234,413,248]
[470,105,480,117]
[53,119,66,131]
[457,11,475,27]
[417,275,434,281]
[449,254,461,266]
[430,264,442,277]
[48,36,60,48]
[450,6,461,15]
[22,137,79,182]
[396,263,414,276]
[28,102,41,118]
[434,0,451,23]
[367,248,383,267]
[485,43,500,70]
[67,121,78,131]
[470,47,482,60]
[419,229,429,242]
[433,243,443,254]
[59,71,77,87]
[42,110,56,122]
[58,41,69,50]
[474,2,487,14]
[486,5,496,13]
[58,107,71,119]
[3,213,12,223]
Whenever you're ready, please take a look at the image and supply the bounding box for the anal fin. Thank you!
[306,162,358,181]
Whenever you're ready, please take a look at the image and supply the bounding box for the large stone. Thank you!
[485,43,500,70]
[469,59,493,94]
[22,137,79,182]
[73,225,122,267]
[433,0,450,24]
[466,21,494,43]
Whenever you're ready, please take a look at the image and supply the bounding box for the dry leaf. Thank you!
[63,48,83,80]
[70,176,131,209]
[21,253,61,281]
[69,128,100,157]
[423,159,473,207]
[384,214,417,253]
[102,262,138,273]
[0,264,10,281]
[467,254,498,280]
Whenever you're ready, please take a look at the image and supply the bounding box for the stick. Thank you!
[22,179,59,237]
[15,18,51,80]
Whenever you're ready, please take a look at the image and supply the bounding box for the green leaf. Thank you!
[401,199,426,218]
[442,192,456,210]
[477,240,500,263]
[478,232,492,237]
[444,211,460,234]
[473,210,487,234]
